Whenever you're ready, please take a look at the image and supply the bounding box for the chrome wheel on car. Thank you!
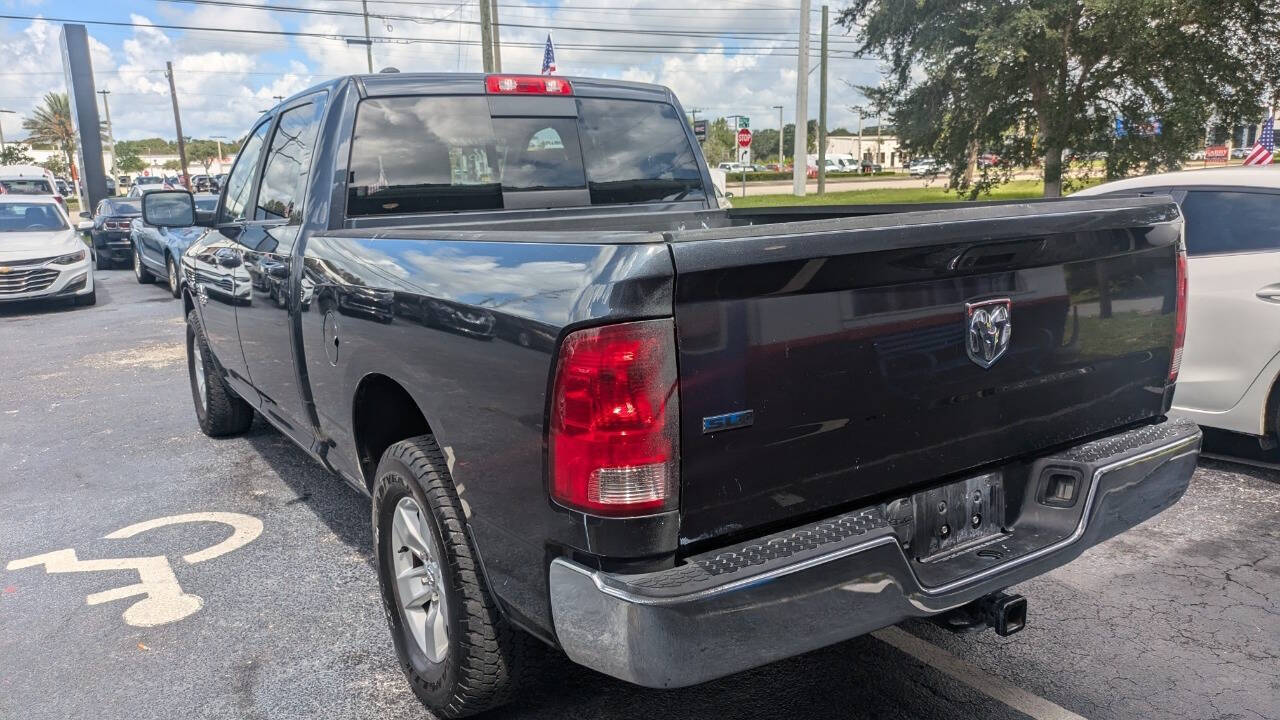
[390,496,449,664]
[134,249,142,279]
[168,258,179,295]
[191,337,207,411]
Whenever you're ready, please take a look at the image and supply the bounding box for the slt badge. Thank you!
[966,298,1012,369]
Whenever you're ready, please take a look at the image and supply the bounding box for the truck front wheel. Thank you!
[372,435,541,718]
[186,310,253,437]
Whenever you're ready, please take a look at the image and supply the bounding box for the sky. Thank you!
[0,0,887,145]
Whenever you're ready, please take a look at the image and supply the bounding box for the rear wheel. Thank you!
[167,256,181,298]
[186,309,253,436]
[134,246,154,284]
[373,436,541,718]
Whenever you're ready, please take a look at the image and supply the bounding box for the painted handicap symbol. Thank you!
[6,512,262,627]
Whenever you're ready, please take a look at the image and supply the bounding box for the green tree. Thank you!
[186,139,221,175]
[752,128,781,163]
[115,145,145,174]
[0,145,34,165]
[840,0,1280,197]
[40,155,67,178]
[21,92,76,180]
[701,117,737,165]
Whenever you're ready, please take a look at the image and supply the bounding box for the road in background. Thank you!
[1,271,1276,720]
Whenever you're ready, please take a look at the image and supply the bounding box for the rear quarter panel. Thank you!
[298,232,673,632]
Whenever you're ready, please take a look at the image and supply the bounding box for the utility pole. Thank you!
[853,107,863,167]
[361,0,374,72]
[479,0,494,73]
[98,89,115,174]
[817,5,829,194]
[773,104,784,169]
[792,0,811,196]
[165,61,190,190]
[489,0,502,72]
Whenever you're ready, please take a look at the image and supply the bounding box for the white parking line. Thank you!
[872,626,1088,720]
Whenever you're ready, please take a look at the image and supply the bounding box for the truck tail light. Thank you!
[1169,246,1188,382]
[485,75,573,95]
[549,319,679,517]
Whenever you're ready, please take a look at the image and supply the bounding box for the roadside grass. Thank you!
[731,180,1048,207]
[731,178,1108,207]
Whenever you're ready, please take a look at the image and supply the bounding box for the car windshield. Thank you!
[347,95,705,216]
[135,176,163,185]
[0,202,67,232]
[1,179,54,195]
[107,199,142,215]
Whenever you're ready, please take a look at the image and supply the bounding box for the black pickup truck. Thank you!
[141,73,1200,717]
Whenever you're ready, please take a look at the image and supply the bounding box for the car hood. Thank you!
[0,230,83,261]
[166,226,206,243]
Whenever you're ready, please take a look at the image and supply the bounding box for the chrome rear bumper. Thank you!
[549,418,1201,688]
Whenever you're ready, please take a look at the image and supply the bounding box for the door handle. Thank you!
[1256,284,1280,303]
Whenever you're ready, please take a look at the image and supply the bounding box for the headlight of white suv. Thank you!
[51,250,87,265]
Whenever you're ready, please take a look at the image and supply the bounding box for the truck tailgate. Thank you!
[669,198,1183,546]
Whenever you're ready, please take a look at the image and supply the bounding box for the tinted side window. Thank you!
[348,96,502,216]
[256,99,326,225]
[576,98,705,205]
[1181,190,1280,256]
[220,120,271,223]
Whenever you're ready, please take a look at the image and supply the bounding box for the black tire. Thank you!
[74,289,97,306]
[167,255,181,298]
[133,245,154,284]
[186,309,253,437]
[373,436,541,718]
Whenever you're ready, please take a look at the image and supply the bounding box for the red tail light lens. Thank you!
[549,319,679,517]
[486,75,573,95]
[1169,245,1188,382]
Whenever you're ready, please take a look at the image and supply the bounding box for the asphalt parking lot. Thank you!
[2,270,1277,720]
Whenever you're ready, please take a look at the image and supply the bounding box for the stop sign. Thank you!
[737,128,752,148]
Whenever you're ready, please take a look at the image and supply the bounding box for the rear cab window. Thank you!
[346,92,705,217]
[1,179,54,195]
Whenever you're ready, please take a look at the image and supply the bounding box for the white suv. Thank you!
[0,196,95,306]
[1075,167,1280,443]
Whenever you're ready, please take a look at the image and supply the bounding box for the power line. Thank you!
[153,0,859,43]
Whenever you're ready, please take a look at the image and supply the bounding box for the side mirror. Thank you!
[142,190,195,228]
[78,211,91,219]
[76,220,94,232]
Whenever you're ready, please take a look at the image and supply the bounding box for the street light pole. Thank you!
[211,134,226,175]
[98,89,115,174]
[0,109,14,153]
[773,105,784,169]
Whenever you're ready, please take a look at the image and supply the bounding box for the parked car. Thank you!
[84,196,142,269]
[1075,166,1280,444]
[978,153,1001,168]
[861,161,884,173]
[909,157,951,176]
[161,72,1198,718]
[0,166,67,211]
[55,178,71,196]
[117,174,132,188]
[0,196,94,305]
[130,193,218,296]
[191,175,212,192]
[1230,147,1250,159]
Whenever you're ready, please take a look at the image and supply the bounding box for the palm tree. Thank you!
[21,92,77,176]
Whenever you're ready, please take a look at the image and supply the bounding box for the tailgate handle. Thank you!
[951,239,1047,270]
[1256,284,1280,303]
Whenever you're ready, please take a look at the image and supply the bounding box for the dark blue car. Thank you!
[85,197,142,269]
[130,193,218,296]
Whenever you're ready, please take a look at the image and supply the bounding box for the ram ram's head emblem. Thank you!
[966,299,1012,369]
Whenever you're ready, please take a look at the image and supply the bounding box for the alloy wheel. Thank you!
[390,496,449,663]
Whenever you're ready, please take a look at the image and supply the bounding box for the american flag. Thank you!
[541,34,556,75]
[1243,116,1275,166]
